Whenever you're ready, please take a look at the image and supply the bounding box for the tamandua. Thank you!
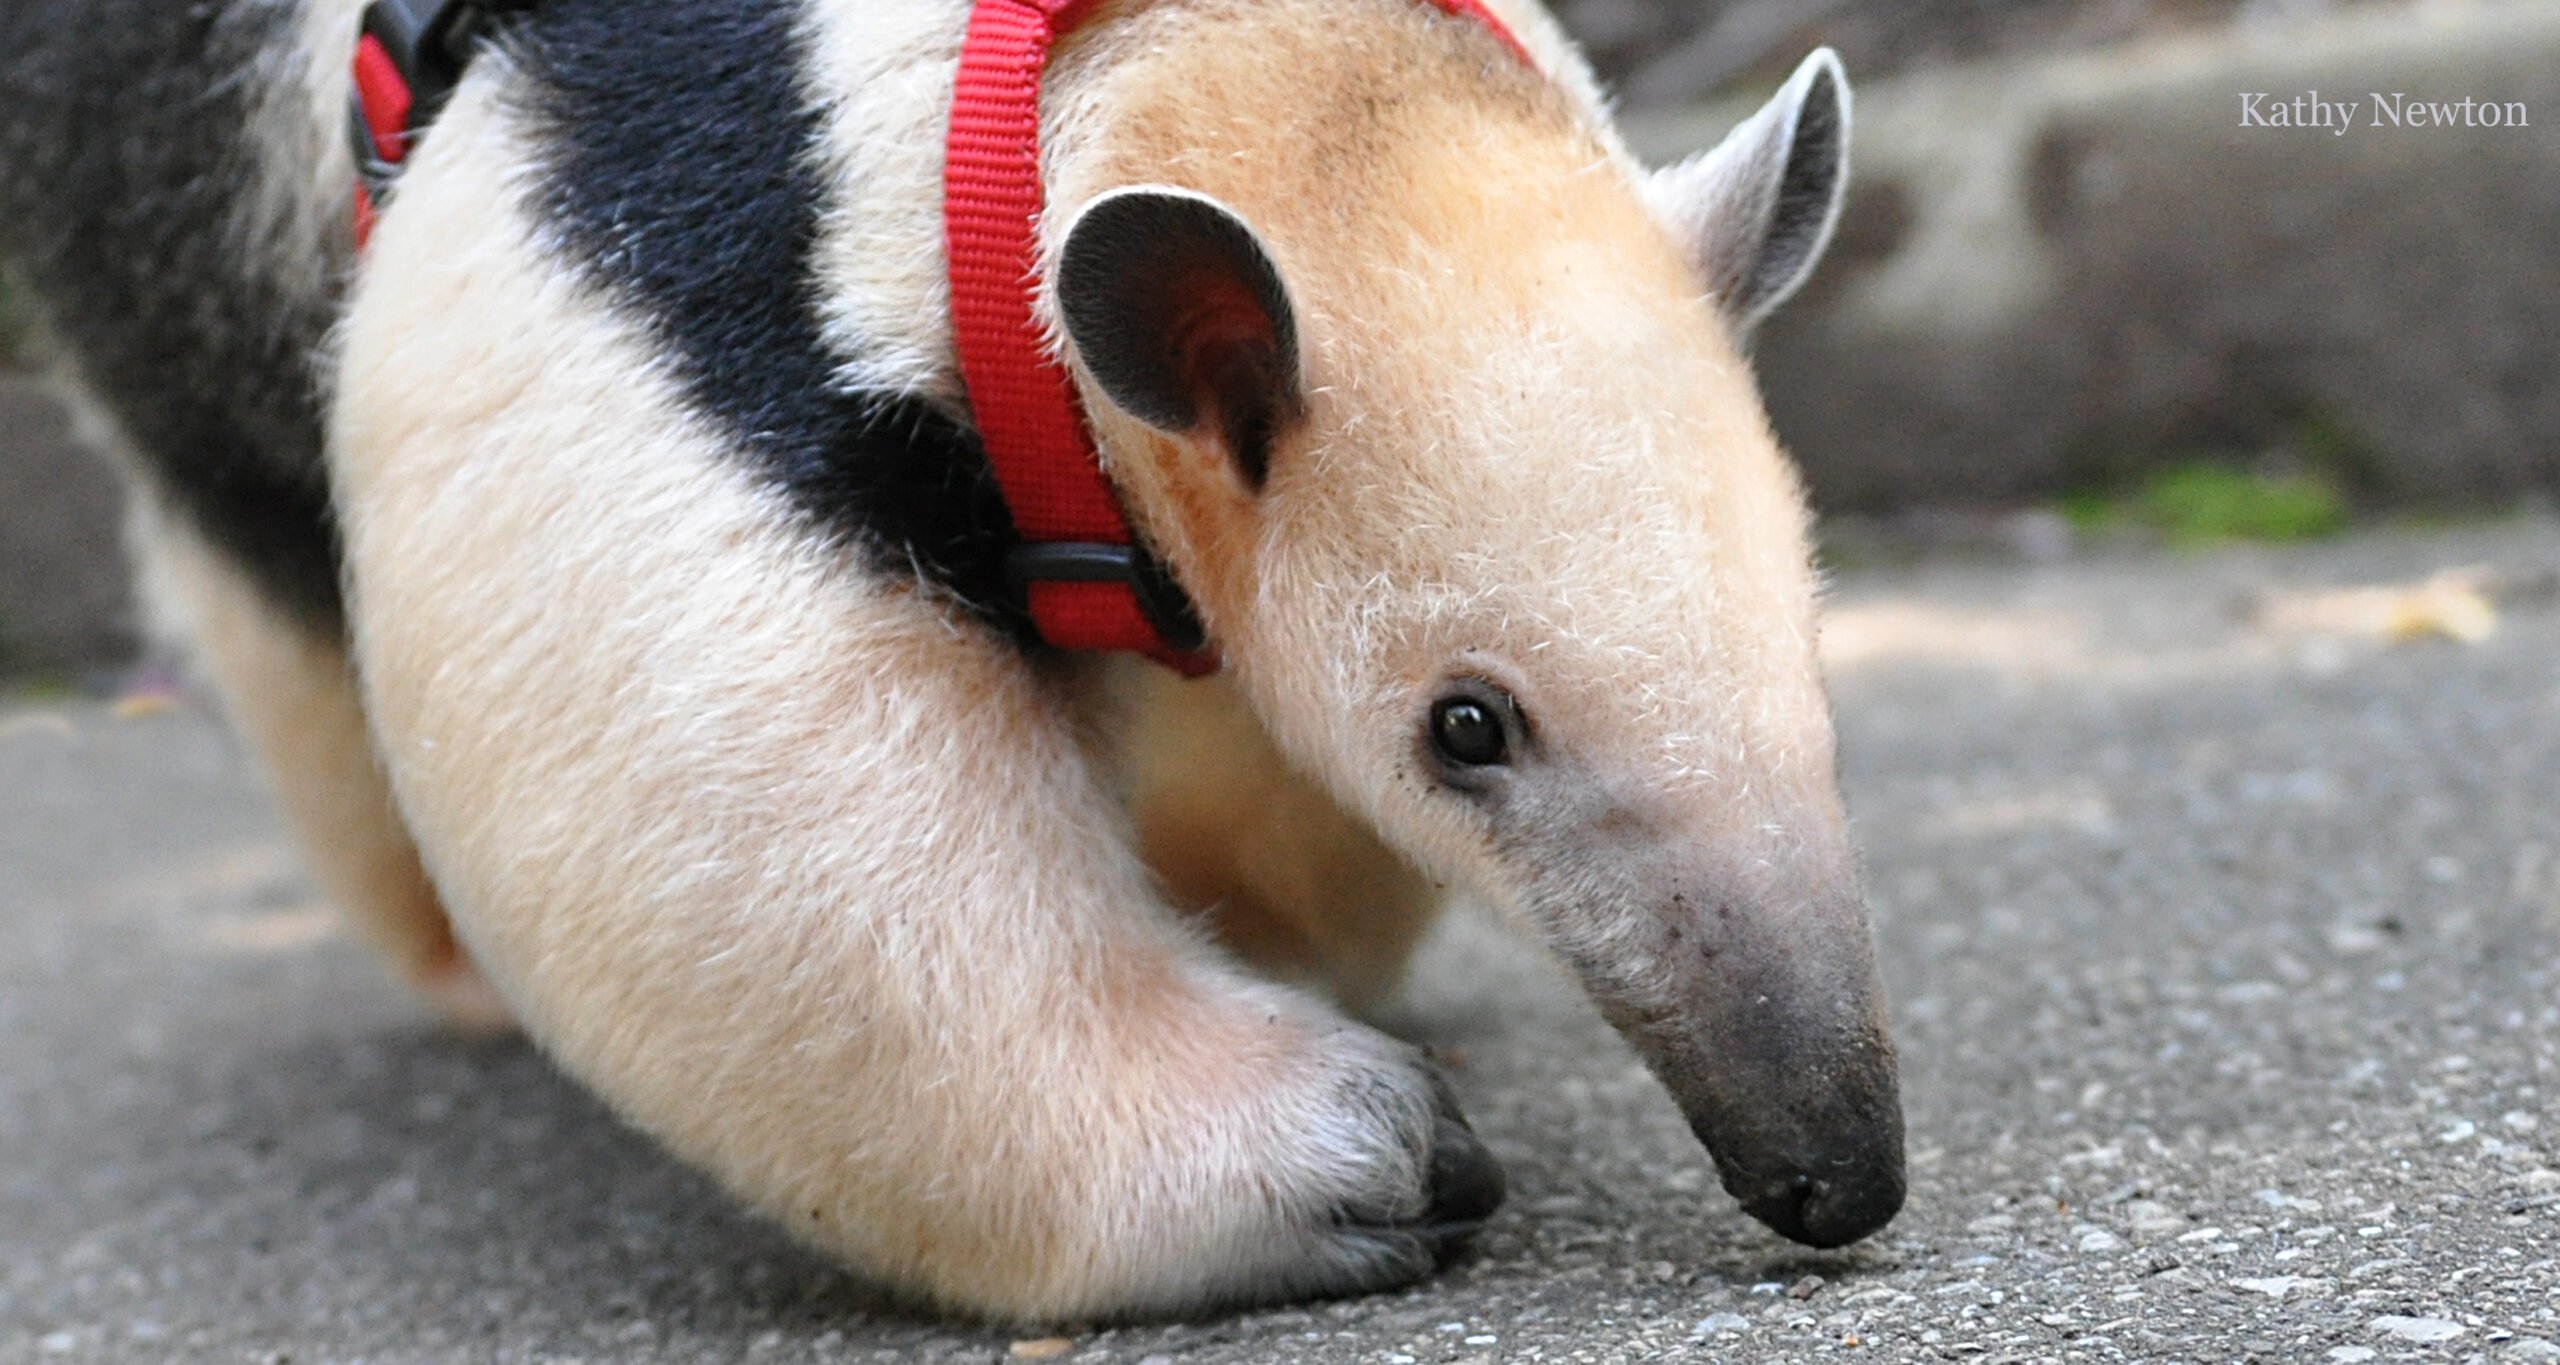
[0,0,1903,1323]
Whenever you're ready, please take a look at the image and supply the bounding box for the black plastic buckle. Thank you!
[1004,542,1209,655]
[348,0,529,205]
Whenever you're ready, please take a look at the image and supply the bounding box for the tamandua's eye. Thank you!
[1430,695,1510,768]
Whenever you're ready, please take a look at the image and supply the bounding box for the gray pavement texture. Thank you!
[5,518,2559,1365]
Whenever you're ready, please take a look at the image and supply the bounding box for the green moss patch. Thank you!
[2064,461,2346,548]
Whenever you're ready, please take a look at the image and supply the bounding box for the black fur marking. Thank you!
[514,0,1019,618]
[0,0,346,629]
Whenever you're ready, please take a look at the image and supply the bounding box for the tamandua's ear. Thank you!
[1644,48,1851,335]
[1057,186,1301,489]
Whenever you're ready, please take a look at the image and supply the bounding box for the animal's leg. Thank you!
[328,146,1501,1320]
[1102,664,1446,1013]
[128,490,507,1028]
[334,487,1496,1321]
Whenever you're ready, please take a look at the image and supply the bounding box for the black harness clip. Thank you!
[1003,542,1211,656]
[349,0,531,207]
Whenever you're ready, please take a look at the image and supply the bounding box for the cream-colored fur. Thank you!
[1095,661,1440,1013]
[147,0,1887,1324]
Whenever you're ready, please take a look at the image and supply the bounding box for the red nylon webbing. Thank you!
[350,33,411,246]
[944,0,1528,673]
[353,35,412,163]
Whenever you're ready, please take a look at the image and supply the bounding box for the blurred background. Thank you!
[2,0,2553,680]
[1593,0,2556,552]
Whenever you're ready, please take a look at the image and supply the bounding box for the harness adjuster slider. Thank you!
[1003,542,1209,656]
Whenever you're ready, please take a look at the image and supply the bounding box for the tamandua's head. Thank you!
[1055,49,1900,1248]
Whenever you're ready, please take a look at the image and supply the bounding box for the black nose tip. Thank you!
[1735,1159,1905,1249]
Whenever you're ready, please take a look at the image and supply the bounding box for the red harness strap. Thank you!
[944,0,1530,675]
[350,31,410,245]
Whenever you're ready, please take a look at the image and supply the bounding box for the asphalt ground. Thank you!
[5,516,2558,1364]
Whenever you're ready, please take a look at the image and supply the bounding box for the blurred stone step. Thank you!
[0,372,132,676]
[1624,1,2560,512]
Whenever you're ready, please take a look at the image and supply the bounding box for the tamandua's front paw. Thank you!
[1105,1014,1505,1311]
[846,993,1506,1323]
[1264,1050,1508,1300]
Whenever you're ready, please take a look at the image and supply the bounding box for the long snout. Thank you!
[1554,865,1905,1248]
[1637,903,1905,1247]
